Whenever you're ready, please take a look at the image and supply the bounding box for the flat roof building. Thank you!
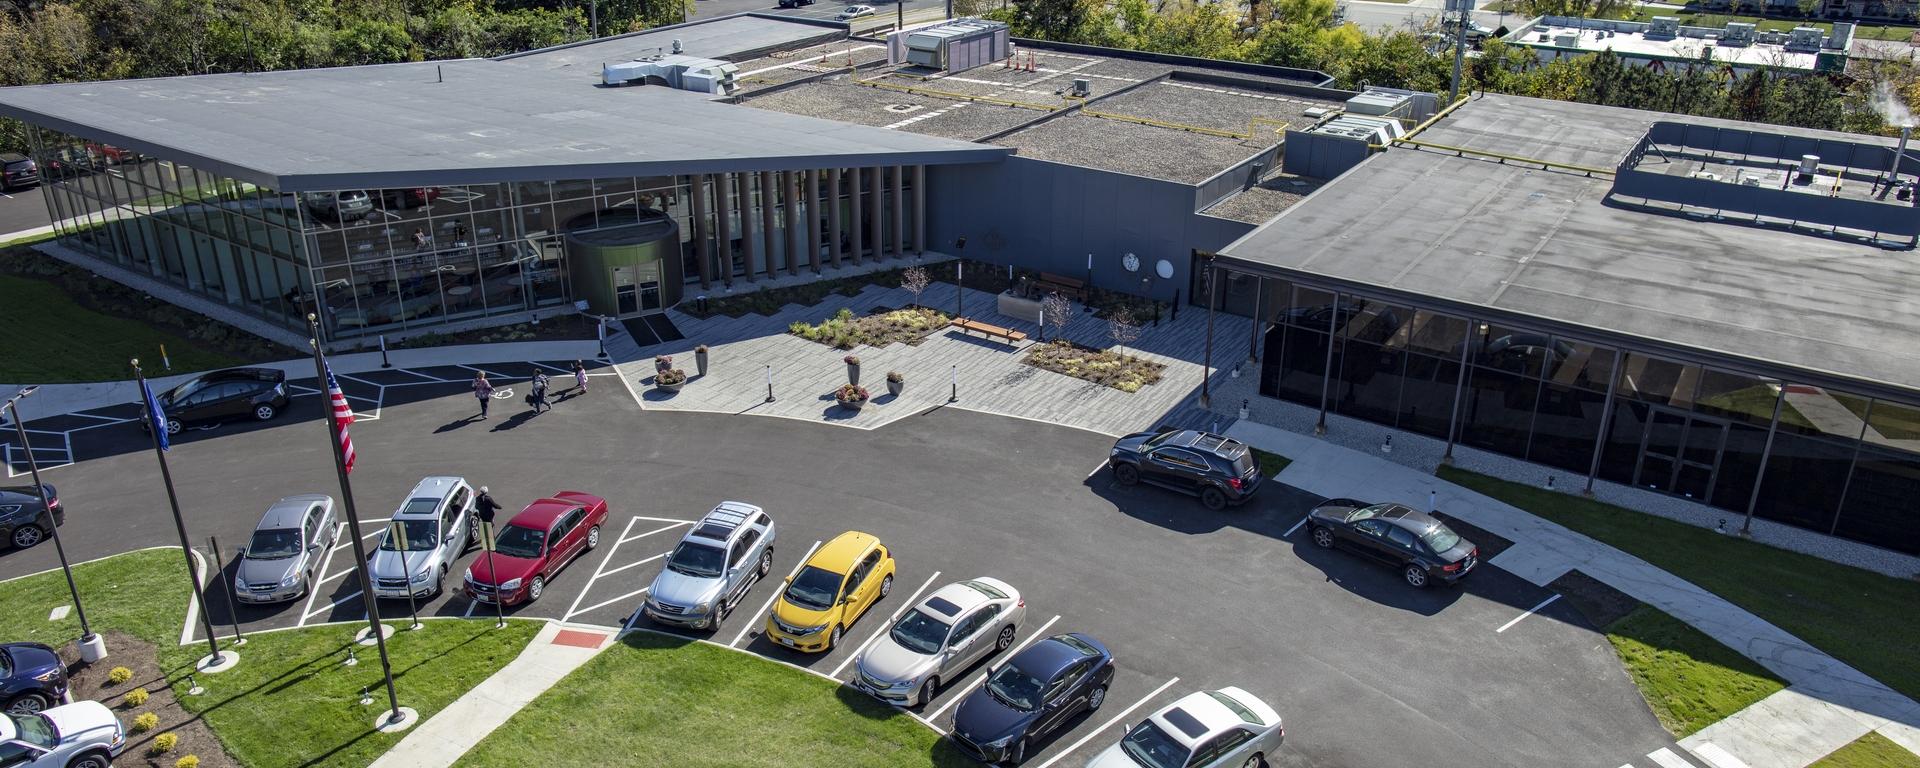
[1502,15,1852,74]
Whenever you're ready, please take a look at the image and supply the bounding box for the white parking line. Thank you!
[1496,594,1561,633]
[731,540,821,648]
[302,590,363,620]
[626,515,700,525]
[1033,676,1182,768]
[561,517,640,622]
[298,523,349,627]
[462,598,478,618]
[620,521,691,545]
[572,586,651,618]
[831,570,942,678]
[928,614,1060,721]
[1648,748,1696,768]
[1085,462,1108,480]
[1283,516,1309,538]
[600,551,670,579]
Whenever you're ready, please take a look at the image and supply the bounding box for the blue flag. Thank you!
[141,378,169,452]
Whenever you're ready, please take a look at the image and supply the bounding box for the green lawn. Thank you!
[1604,604,1786,737]
[1813,733,1920,768]
[456,631,973,768]
[0,549,540,768]
[1437,466,1920,703]
[0,272,245,382]
[1251,447,1293,477]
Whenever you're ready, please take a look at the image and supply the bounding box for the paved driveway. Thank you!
[0,365,1666,767]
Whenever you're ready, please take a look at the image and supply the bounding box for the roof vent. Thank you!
[1071,78,1090,97]
[672,38,683,54]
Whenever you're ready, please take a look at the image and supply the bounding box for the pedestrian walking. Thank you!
[473,372,494,419]
[527,372,551,413]
[572,360,588,395]
[475,487,502,526]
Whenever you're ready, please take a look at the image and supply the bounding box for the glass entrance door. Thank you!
[635,262,662,313]
[1636,406,1727,501]
[612,266,638,315]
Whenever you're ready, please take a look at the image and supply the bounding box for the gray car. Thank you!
[368,476,476,599]
[853,577,1027,708]
[234,495,338,604]
[642,502,776,631]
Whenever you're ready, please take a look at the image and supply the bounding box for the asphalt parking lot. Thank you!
[0,367,1668,767]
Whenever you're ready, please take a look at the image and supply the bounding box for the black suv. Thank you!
[1107,429,1262,510]
[0,484,62,551]
[0,153,38,191]
[143,368,290,435]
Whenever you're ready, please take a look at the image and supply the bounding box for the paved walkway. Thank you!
[1224,421,1920,768]
[368,621,613,768]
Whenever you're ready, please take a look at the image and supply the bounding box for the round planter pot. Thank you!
[837,397,867,411]
[656,381,685,393]
[695,352,709,377]
[886,381,904,397]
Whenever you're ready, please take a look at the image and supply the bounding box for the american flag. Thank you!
[325,364,356,473]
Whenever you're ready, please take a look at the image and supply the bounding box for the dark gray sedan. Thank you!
[1306,500,1477,588]
[0,484,62,551]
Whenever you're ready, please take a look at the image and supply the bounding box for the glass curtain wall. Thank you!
[1254,275,1920,555]
[28,125,309,329]
[692,167,915,284]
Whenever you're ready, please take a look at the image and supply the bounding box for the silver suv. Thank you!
[368,477,475,599]
[642,502,776,631]
[235,494,338,603]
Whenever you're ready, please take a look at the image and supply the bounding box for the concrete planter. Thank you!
[695,350,709,377]
[886,379,904,397]
[837,394,867,410]
[847,363,861,386]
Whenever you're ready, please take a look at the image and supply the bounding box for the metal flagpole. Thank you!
[4,389,105,661]
[392,522,422,630]
[133,360,225,667]
[480,522,505,628]
[304,316,404,725]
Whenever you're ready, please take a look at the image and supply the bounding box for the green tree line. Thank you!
[987,0,1905,134]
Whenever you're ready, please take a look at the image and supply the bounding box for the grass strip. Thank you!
[1812,732,1920,768]
[1250,447,1292,477]
[1605,604,1785,737]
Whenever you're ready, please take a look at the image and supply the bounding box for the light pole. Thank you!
[3,388,106,662]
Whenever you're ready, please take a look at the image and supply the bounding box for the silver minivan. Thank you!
[235,494,338,603]
[368,477,475,599]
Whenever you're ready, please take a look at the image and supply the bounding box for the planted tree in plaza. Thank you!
[1107,306,1144,352]
[1042,291,1073,342]
[901,266,931,311]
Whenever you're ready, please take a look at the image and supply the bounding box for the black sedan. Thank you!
[1,642,67,715]
[142,368,290,435]
[0,484,62,551]
[1107,429,1262,511]
[950,633,1115,764]
[1306,499,1478,588]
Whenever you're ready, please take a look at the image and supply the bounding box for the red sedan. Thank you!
[464,491,608,605]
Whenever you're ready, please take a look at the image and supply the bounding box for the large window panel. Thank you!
[1752,433,1851,533]
[1694,369,1784,427]
[1266,324,1328,405]
[1599,400,1651,484]
[1399,354,1461,439]
[1529,383,1608,474]
[1617,353,1701,408]
[1332,338,1405,426]
[1711,422,1769,514]
[1834,446,1920,554]
[1461,365,1537,457]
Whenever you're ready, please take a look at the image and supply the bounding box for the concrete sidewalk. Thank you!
[368,621,613,768]
[0,338,607,420]
[1225,421,1920,768]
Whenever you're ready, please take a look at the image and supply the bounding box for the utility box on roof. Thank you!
[886,19,1009,72]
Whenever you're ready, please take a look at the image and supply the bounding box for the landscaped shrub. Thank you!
[151,732,179,754]
[175,756,200,768]
[132,712,159,733]
[123,687,149,707]
[1024,340,1166,393]
[656,368,687,387]
[834,384,870,405]
[790,307,949,350]
[106,667,133,685]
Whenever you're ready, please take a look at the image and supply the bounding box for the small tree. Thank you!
[901,266,931,310]
[1041,291,1073,342]
[1107,306,1144,351]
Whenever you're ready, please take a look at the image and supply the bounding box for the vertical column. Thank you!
[1582,348,1624,496]
[806,169,823,272]
[869,166,885,260]
[738,173,758,282]
[1316,292,1338,435]
[1247,277,1263,363]
[761,170,779,280]
[691,174,713,290]
[891,165,905,260]
[714,172,734,287]
[786,171,802,276]
[828,168,844,267]
[912,165,926,254]
[849,166,865,265]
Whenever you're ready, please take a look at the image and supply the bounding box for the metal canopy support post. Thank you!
[1741,383,1789,537]
[785,171,802,276]
[850,168,865,265]
[829,168,845,267]
[1315,293,1337,435]
[806,170,824,273]
[761,171,779,280]
[1441,323,1474,464]
[1248,278,1263,364]
[1583,348,1625,496]
[739,173,759,282]
[892,165,906,260]
[869,167,886,260]
[913,165,927,254]
[692,174,712,290]
[714,173,735,287]
[1202,257,1218,409]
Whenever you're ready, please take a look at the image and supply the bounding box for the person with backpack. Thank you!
[527,371,551,413]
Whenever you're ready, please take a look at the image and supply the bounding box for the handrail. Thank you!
[850,74,1061,112]
[1390,137,1615,177]
[1402,95,1471,140]
[1079,108,1248,139]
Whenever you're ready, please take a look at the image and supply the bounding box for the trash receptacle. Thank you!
[697,295,709,313]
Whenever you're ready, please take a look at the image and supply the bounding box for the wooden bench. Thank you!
[1034,272,1089,301]
[950,317,1029,345]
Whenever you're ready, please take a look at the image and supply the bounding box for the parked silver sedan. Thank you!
[1085,688,1284,768]
[234,494,338,604]
[852,577,1027,707]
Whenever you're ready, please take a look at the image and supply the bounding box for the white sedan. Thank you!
[1085,688,1282,768]
[0,701,126,768]
[836,4,876,19]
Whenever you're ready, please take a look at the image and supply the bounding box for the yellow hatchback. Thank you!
[765,531,897,652]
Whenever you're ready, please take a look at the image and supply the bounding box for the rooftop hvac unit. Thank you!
[1647,16,1680,38]
[602,54,741,95]
[1721,22,1756,46]
[1302,106,1336,120]
[672,38,683,54]
[888,18,1010,73]
[1554,32,1580,47]
[1345,90,1412,117]
[1071,78,1090,96]
[1786,25,1823,50]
